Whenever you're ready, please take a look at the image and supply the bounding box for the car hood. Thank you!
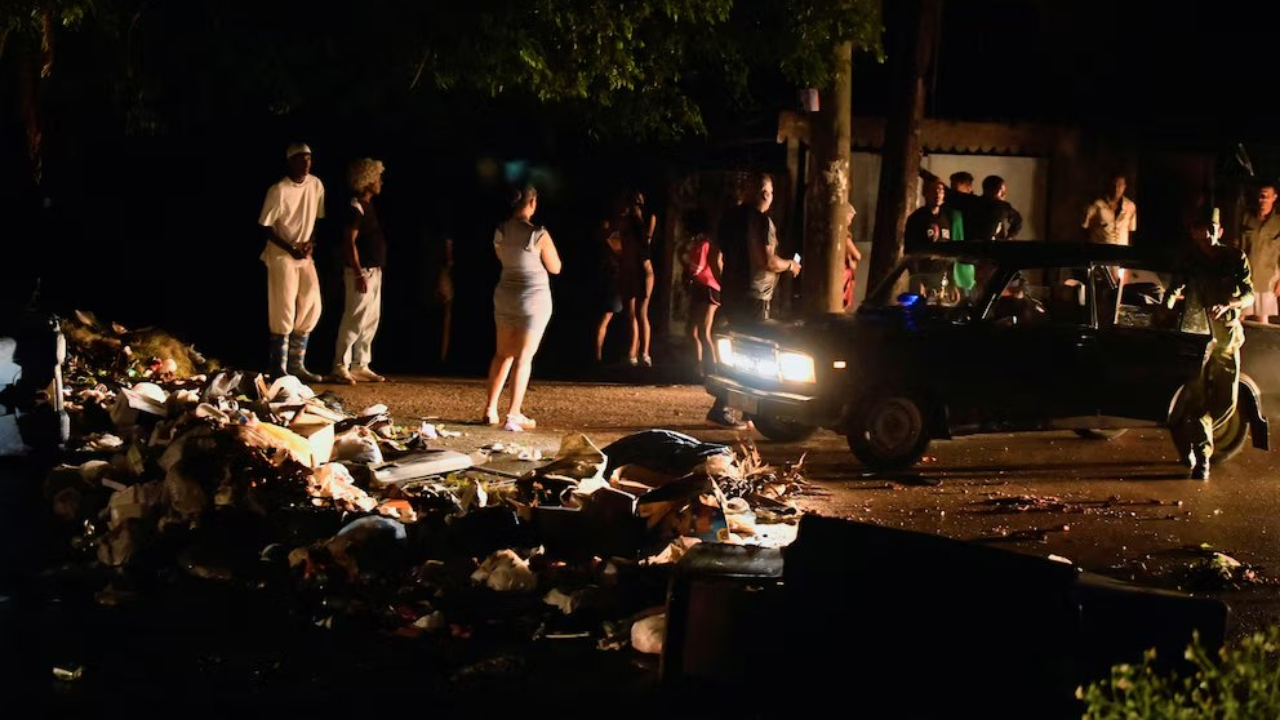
[728,306,961,355]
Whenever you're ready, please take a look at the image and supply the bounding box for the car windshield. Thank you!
[866,253,999,309]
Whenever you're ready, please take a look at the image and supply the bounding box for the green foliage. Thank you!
[1079,627,1280,719]
[2,0,884,142]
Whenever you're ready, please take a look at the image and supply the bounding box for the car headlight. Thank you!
[716,337,735,367]
[779,351,816,383]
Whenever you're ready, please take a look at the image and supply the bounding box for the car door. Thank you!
[1094,263,1209,421]
[948,265,1101,431]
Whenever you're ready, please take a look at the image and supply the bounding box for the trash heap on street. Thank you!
[40,312,809,659]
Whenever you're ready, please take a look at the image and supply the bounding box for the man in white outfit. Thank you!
[1240,184,1280,323]
[258,143,325,380]
[331,158,388,383]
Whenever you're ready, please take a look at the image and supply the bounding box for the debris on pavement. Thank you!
[34,311,814,685]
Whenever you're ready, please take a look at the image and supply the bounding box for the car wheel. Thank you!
[846,391,932,471]
[752,415,818,442]
[1212,406,1249,462]
[1073,428,1129,441]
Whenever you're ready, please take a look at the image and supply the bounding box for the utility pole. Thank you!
[801,41,854,315]
[869,0,942,289]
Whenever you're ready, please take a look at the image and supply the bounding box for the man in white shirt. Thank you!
[258,143,326,380]
[1082,173,1138,246]
[1239,184,1280,322]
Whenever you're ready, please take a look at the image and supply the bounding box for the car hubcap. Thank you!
[869,398,922,455]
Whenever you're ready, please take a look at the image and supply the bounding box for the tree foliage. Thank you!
[1,0,883,141]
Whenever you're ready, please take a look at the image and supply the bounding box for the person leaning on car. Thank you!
[1166,212,1254,481]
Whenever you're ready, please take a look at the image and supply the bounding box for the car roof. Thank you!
[911,241,1180,268]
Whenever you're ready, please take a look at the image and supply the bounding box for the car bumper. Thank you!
[705,373,838,427]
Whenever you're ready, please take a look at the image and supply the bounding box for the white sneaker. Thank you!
[506,412,537,430]
[351,366,387,382]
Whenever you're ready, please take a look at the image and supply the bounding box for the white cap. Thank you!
[286,143,313,160]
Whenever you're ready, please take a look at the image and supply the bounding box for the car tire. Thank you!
[1073,428,1129,441]
[846,391,932,471]
[752,415,818,442]
[1212,406,1249,462]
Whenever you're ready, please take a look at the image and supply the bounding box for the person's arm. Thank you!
[709,242,724,283]
[1007,206,1024,239]
[259,186,304,259]
[539,230,563,275]
[262,226,304,259]
[1224,254,1255,318]
[343,221,367,293]
[1128,201,1137,233]
[845,235,862,263]
[295,179,322,257]
[1082,202,1097,234]
[751,239,796,274]
[748,217,797,275]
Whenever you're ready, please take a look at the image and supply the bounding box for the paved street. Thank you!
[329,374,1280,635]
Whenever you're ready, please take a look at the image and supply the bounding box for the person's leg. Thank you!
[508,318,549,423]
[440,301,452,365]
[287,259,324,382]
[1204,349,1242,457]
[332,268,360,374]
[688,305,704,366]
[484,324,519,422]
[266,256,298,376]
[626,298,640,363]
[639,265,655,362]
[352,268,383,367]
[595,312,613,362]
[704,303,720,365]
[1177,371,1212,476]
[637,295,653,364]
[351,269,386,381]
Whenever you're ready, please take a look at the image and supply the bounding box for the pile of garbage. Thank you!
[62,310,219,382]
[40,316,809,659]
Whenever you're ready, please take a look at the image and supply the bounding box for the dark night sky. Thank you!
[837,0,1280,146]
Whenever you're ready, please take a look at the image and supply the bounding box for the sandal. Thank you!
[481,410,500,426]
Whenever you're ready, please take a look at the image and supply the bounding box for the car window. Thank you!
[984,267,1091,327]
[872,255,997,309]
[1095,264,1206,334]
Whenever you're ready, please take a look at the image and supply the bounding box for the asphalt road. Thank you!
[329,373,1280,636]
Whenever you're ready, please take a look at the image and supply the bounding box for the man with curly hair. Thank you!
[330,158,389,383]
[258,143,326,380]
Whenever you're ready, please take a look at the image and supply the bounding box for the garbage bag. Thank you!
[332,426,383,465]
[631,613,666,654]
[471,549,537,593]
[601,430,730,478]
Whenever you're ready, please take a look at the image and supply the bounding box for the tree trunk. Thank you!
[801,41,853,315]
[868,0,942,289]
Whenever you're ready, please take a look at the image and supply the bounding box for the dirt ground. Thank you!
[317,374,722,450]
